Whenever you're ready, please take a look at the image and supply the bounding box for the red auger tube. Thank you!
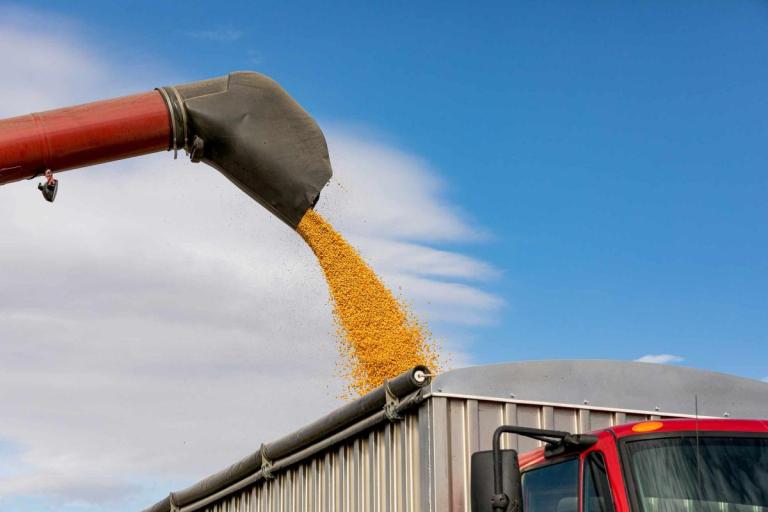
[0,91,171,185]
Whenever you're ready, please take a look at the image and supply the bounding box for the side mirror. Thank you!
[471,449,523,512]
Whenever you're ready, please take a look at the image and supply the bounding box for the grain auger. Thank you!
[0,71,333,227]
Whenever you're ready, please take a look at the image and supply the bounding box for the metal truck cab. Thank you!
[617,419,768,512]
[515,419,768,512]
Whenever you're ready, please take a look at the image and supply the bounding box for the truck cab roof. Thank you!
[519,418,768,470]
[611,417,768,438]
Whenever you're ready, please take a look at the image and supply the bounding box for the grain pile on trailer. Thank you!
[144,360,768,512]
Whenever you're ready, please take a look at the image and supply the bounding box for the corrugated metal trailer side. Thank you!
[202,414,423,512]
[147,361,768,512]
[186,397,680,512]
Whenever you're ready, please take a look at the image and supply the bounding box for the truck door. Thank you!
[583,451,615,512]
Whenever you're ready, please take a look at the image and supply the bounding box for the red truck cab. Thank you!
[473,419,768,512]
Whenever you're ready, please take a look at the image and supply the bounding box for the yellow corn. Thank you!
[298,209,442,397]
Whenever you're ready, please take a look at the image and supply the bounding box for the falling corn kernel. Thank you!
[297,209,442,397]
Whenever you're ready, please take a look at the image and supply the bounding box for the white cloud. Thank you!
[0,11,500,511]
[635,354,685,364]
[762,377,768,383]
[0,10,104,115]
[319,128,487,243]
[0,5,178,118]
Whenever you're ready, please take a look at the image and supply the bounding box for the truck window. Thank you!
[626,435,768,512]
[523,458,579,512]
[583,452,615,512]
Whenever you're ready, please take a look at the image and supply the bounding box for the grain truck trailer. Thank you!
[144,361,768,512]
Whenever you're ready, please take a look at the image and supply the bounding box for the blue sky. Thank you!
[29,0,767,376]
[12,0,767,376]
[1,1,767,510]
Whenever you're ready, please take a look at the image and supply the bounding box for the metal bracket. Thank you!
[259,444,276,480]
[156,86,189,160]
[384,380,402,422]
[169,493,180,512]
[189,136,205,163]
[37,170,58,203]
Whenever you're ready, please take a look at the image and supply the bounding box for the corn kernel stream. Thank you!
[297,209,441,397]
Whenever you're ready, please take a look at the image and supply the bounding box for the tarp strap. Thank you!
[259,444,275,480]
[384,380,402,422]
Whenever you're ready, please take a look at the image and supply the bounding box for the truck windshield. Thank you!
[625,435,768,512]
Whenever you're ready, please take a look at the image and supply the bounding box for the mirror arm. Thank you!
[491,427,512,511]
[491,426,572,511]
